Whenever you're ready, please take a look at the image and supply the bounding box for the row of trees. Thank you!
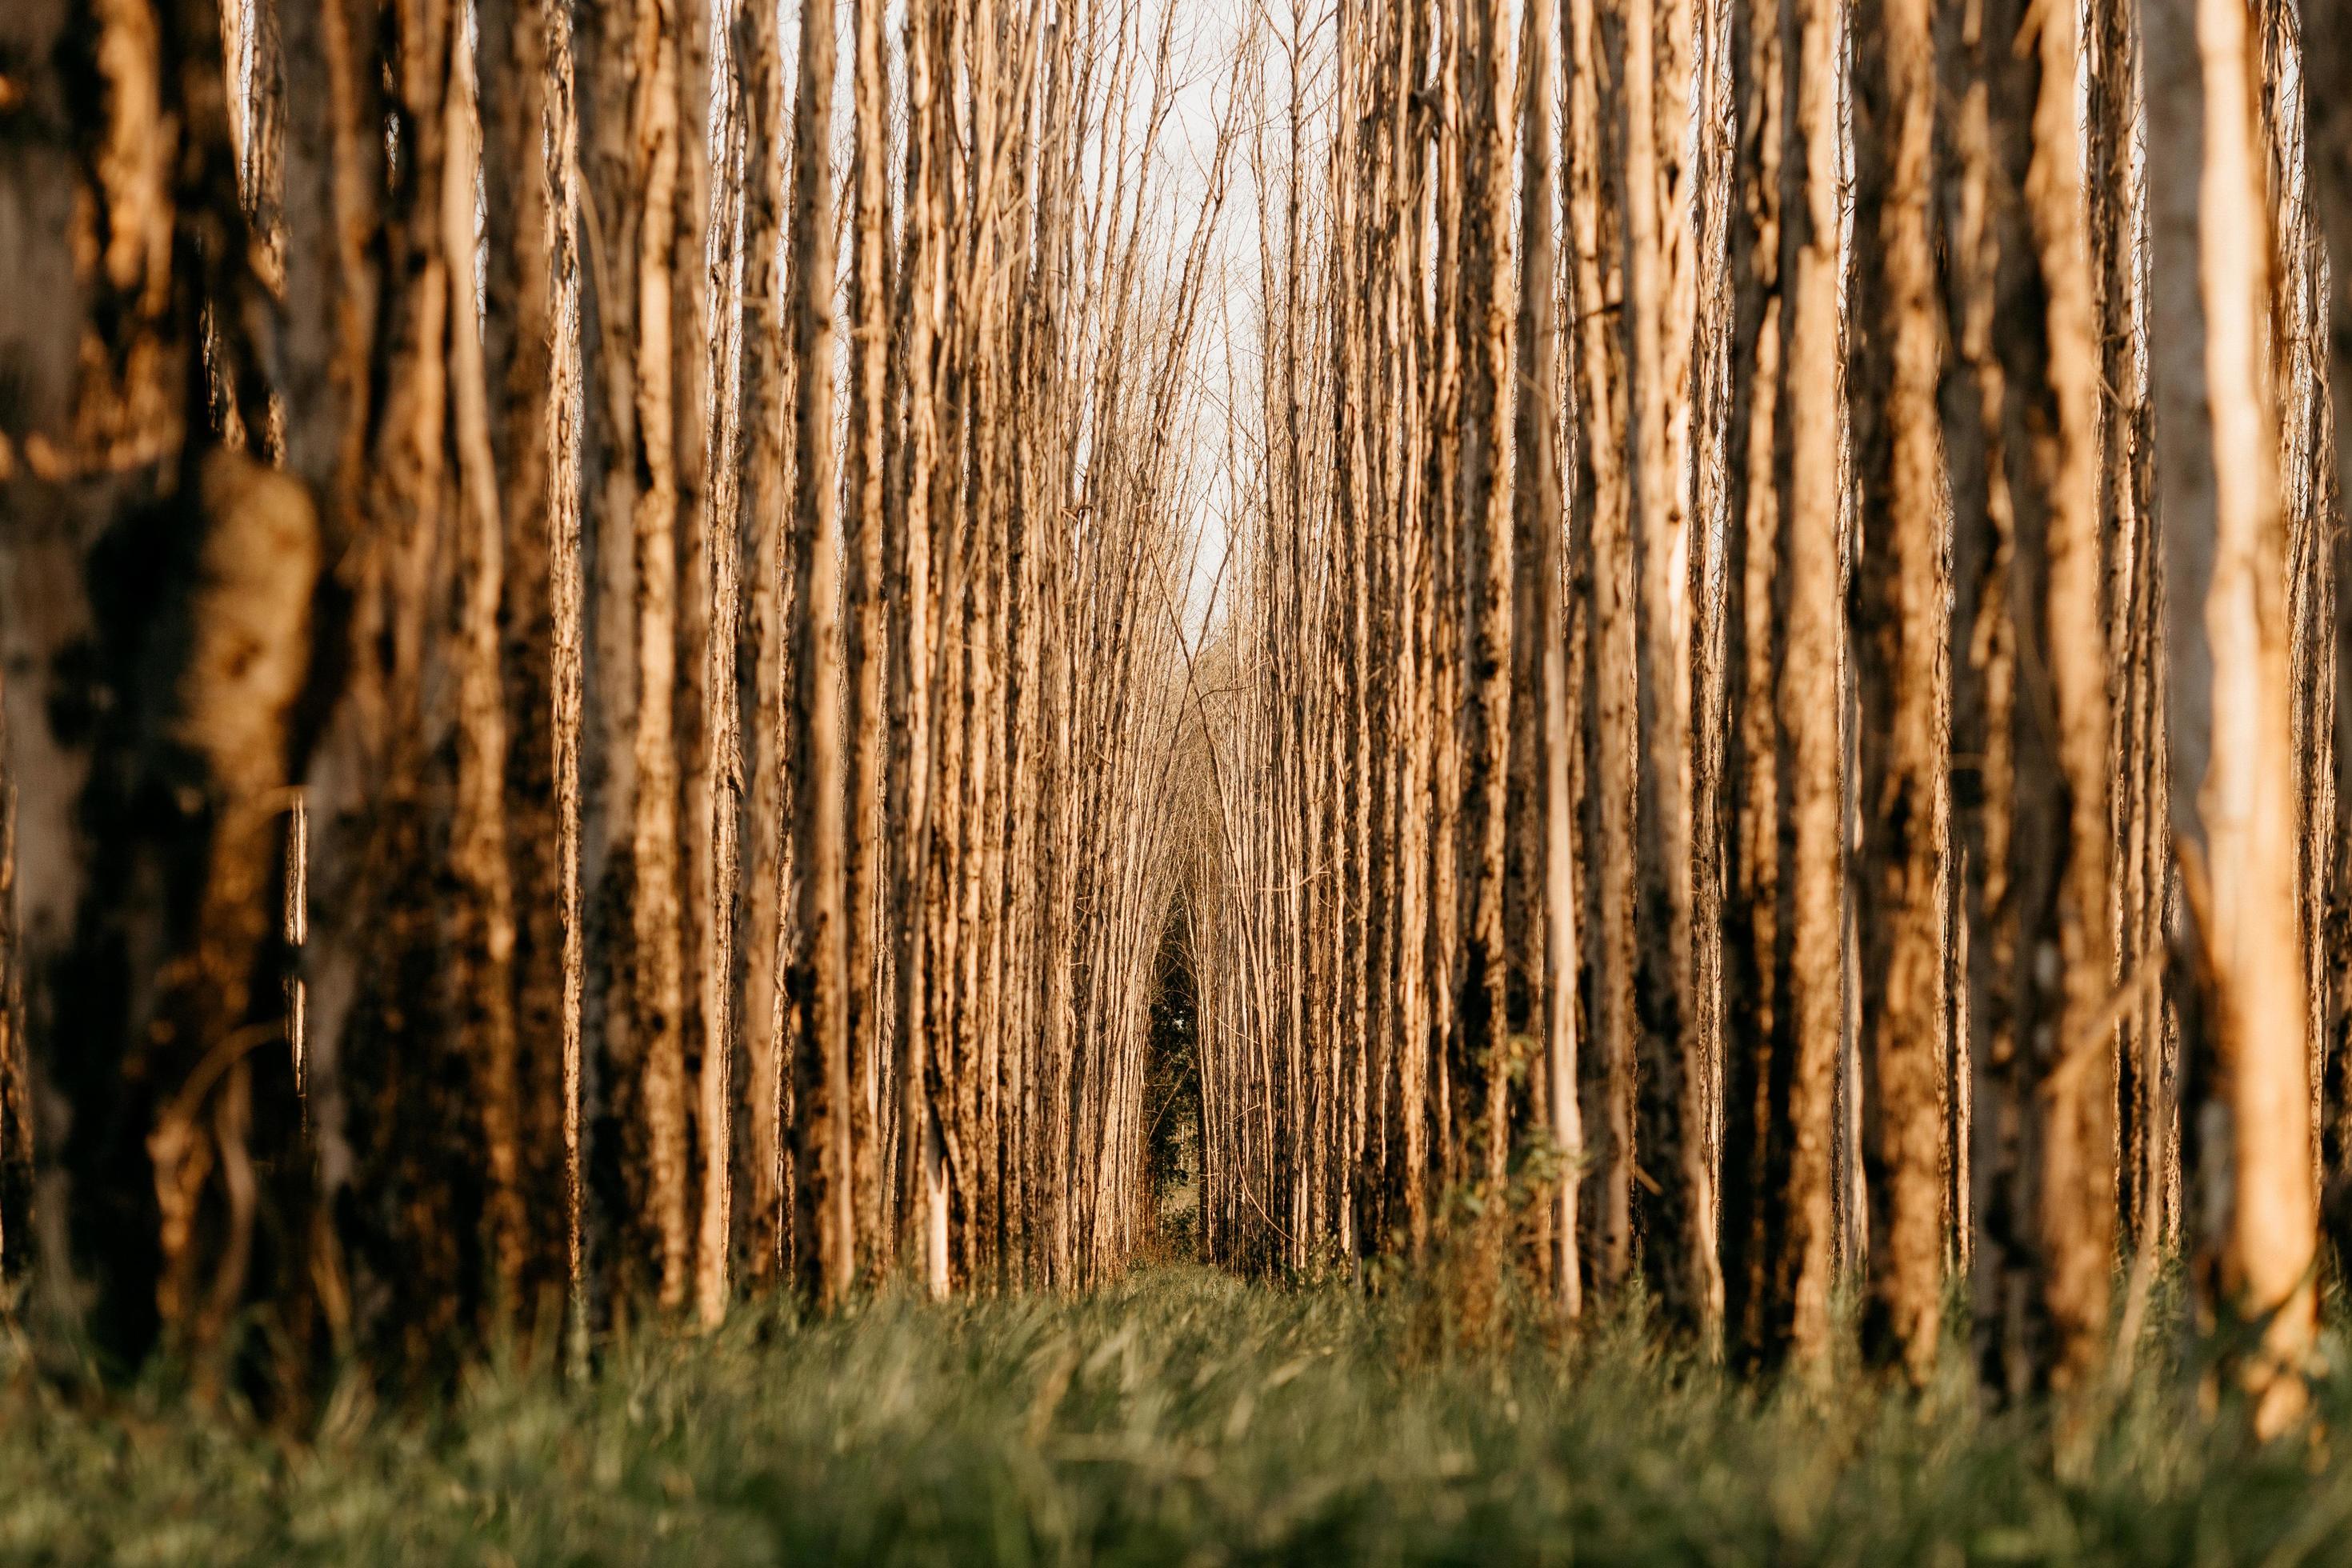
[0,0,1229,1397]
[11,0,2352,1441]
[1188,0,2352,1430]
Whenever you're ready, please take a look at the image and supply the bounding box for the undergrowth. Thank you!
[1,1265,2347,1564]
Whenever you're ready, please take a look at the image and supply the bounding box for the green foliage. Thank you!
[1,1267,2349,1564]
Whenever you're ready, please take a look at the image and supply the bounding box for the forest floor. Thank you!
[2,1264,2350,1564]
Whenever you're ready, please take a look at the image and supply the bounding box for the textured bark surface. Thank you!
[1626,0,1717,1348]
[734,0,794,1289]
[1780,0,1844,1372]
[2306,0,2352,1290]
[1716,0,1797,1371]
[626,0,690,1316]
[575,0,645,1324]
[1850,0,1946,1386]
[2015,0,2115,1398]
[1448,0,1517,1335]
[2147,0,2318,1438]
[784,0,850,1309]
[1566,0,1640,1302]
[477,0,548,1252]
[2087,0,2170,1330]
[841,0,889,1290]
[1939,0,2118,1401]
[887,0,944,1294]
[542,0,587,1357]
[1,0,331,1386]
[1934,0,2023,1401]
[1506,0,1579,1319]
[446,22,527,1320]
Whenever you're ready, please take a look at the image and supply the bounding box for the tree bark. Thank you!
[1850,0,1946,1386]
[785,0,851,1309]
[1626,0,1718,1347]
[1565,0,1640,1302]
[2147,0,2318,1438]
[842,0,890,1290]
[1716,0,1798,1371]
[1780,0,1844,1372]
[1510,0,1580,1319]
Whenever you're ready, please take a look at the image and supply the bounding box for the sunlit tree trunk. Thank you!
[785,0,851,1309]
[480,0,585,1334]
[1565,0,1640,1301]
[1450,0,1517,1330]
[2087,0,2170,1340]
[540,0,589,1358]
[2254,4,2333,1224]
[1850,0,1945,1386]
[888,0,947,1295]
[692,63,745,1334]
[842,0,890,1290]
[734,0,794,1287]
[2310,0,2352,1283]
[1509,0,1580,1318]
[2147,0,2318,1439]
[1626,0,1718,1346]
[2305,0,2352,1288]
[2014,0,2115,1398]
[1780,0,1844,1371]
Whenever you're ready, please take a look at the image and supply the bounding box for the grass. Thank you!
[2,1264,2350,1564]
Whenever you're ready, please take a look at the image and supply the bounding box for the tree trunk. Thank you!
[785,0,851,1309]
[0,0,322,1346]
[1780,0,1844,1372]
[2304,0,2352,1286]
[734,0,794,1289]
[1565,0,1640,1302]
[1450,0,1517,1333]
[1626,0,1718,1348]
[1510,0,1580,1318]
[842,0,890,1290]
[1716,0,1798,1371]
[1850,0,1946,1386]
[2146,0,2318,1439]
